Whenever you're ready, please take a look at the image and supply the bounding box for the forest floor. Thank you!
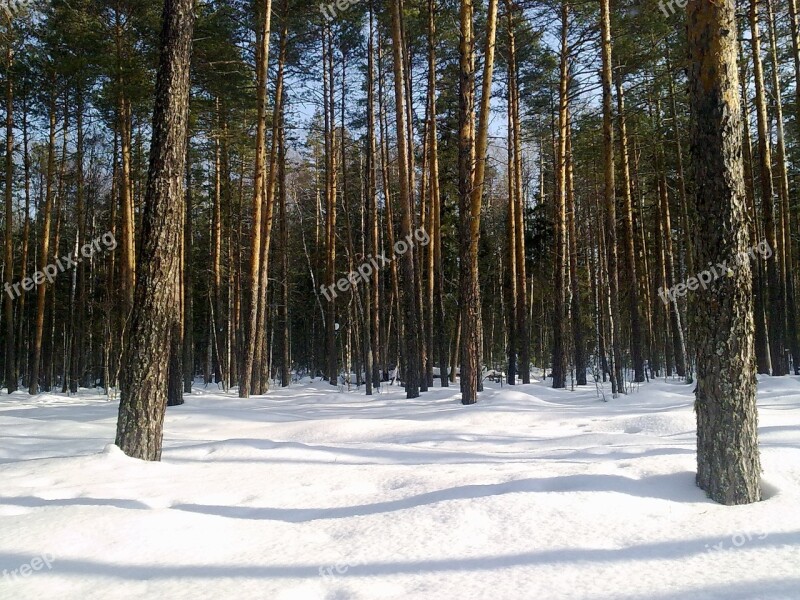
[1,374,799,599]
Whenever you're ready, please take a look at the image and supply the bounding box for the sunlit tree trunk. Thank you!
[600,0,622,395]
[240,0,273,397]
[766,0,798,373]
[390,0,421,398]
[29,86,56,396]
[116,0,195,459]
[687,0,761,505]
[749,0,785,375]
[552,0,569,390]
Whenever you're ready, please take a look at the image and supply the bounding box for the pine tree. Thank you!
[116,0,195,460]
[687,0,761,505]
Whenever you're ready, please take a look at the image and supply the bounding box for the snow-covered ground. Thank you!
[1,375,799,600]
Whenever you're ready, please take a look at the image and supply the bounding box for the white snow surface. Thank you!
[1,376,799,600]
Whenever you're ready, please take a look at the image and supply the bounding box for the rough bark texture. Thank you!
[116,0,195,460]
[687,0,761,505]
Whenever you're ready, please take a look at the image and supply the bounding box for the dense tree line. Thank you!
[0,0,794,503]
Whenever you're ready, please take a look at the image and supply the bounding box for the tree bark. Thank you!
[615,71,644,383]
[749,0,785,375]
[28,86,56,396]
[390,0,421,398]
[3,39,15,393]
[552,0,569,389]
[600,0,622,395]
[687,0,761,505]
[240,0,273,397]
[116,0,195,460]
[766,0,798,373]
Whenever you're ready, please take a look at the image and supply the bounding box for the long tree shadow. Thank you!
[0,532,797,581]
[0,496,151,510]
[171,472,706,523]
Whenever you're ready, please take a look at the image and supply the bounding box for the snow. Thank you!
[1,375,799,599]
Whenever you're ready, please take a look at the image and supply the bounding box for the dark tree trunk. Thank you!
[687,0,761,505]
[3,40,15,394]
[116,0,195,460]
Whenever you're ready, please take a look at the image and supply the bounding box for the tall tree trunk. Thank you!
[460,0,497,403]
[654,96,687,378]
[116,4,136,318]
[70,86,87,392]
[766,0,798,373]
[3,38,15,394]
[687,0,761,505]
[390,0,421,398]
[615,71,645,383]
[16,94,30,388]
[428,0,447,388]
[552,0,569,389]
[509,2,529,384]
[278,118,289,387]
[211,97,223,384]
[253,1,288,395]
[749,0,785,375]
[600,0,623,395]
[324,27,338,386]
[28,86,56,396]
[366,0,380,392]
[183,140,194,392]
[505,23,518,386]
[565,109,585,385]
[240,0,273,397]
[116,0,195,460]
[738,34,771,375]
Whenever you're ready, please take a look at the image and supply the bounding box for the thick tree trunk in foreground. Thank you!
[116,0,195,460]
[687,0,761,505]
